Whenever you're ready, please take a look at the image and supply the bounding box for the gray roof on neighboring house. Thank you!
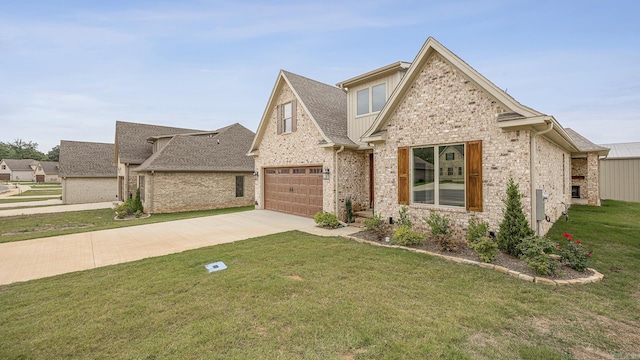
[1,159,38,171]
[38,161,59,175]
[282,71,355,147]
[565,128,610,154]
[135,123,255,172]
[115,121,203,164]
[59,140,116,177]
[599,142,640,159]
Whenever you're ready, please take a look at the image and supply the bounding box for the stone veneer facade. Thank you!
[140,172,254,213]
[253,81,370,218]
[571,153,601,206]
[373,53,569,236]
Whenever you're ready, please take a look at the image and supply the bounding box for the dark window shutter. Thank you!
[276,104,282,135]
[398,147,410,205]
[466,140,483,212]
[291,99,297,132]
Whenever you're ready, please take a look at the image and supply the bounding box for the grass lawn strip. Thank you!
[11,189,62,196]
[0,197,53,204]
[0,206,254,243]
[0,200,639,358]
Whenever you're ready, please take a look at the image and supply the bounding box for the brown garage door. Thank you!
[36,175,45,183]
[264,167,323,218]
[0,173,9,180]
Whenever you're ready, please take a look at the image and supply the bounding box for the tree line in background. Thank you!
[0,139,59,162]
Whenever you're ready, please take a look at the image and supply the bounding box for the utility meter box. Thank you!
[535,189,548,222]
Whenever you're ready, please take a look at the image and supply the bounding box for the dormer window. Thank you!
[357,83,386,116]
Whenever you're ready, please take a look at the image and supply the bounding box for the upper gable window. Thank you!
[1,165,5,170]
[356,83,386,116]
[277,100,297,135]
[283,102,293,133]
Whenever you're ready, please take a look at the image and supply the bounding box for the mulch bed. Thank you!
[350,229,591,280]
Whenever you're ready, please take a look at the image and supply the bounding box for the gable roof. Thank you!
[135,123,255,172]
[38,161,59,175]
[565,128,610,156]
[115,121,203,164]
[1,159,38,171]
[599,142,640,159]
[249,70,353,154]
[59,140,116,178]
[361,37,592,154]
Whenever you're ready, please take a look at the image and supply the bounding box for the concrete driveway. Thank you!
[0,210,359,285]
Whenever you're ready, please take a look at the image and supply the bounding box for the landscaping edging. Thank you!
[342,235,604,286]
[113,213,152,221]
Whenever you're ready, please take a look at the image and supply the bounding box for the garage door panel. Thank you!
[264,166,323,218]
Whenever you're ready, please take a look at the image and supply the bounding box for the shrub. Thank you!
[469,236,498,263]
[467,216,490,244]
[345,198,354,223]
[424,213,459,251]
[134,188,143,213]
[114,201,132,219]
[516,236,559,276]
[497,178,535,256]
[558,233,591,272]
[363,214,389,241]
[313,212,341,228]
[392,225,425,246]
[397,205,413,228]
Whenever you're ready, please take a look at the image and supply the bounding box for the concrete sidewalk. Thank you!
[0,210,360,285]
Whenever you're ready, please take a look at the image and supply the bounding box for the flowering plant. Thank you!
[559,233,592,271]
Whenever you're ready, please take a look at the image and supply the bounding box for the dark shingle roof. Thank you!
[565,128,610,153]
[1,159,38,171]
[116,121,203,164]
[135,123,255,172]
[38,161,59,175]
[59,141,116,177]
[282,71,355,146]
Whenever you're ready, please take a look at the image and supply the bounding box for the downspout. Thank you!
[530,120,553,235]
[334,145,345,216]
[149,170,154,214]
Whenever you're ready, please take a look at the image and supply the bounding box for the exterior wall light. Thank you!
[323,167,330,180]
[253,171,259,179]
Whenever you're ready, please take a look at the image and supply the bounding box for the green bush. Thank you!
[134,188,143,213]
[468,236,498,263]
[424,213,459,251]
[516,236,559,276]
[313,212,341,228]
[392,225,425,246]
[497,178,535,256]
[363,214,389,241]
[397,206,413,228]
[345,198,353,223]
[467,216,490,244]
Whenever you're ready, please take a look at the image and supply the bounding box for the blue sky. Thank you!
[1,0,639,153]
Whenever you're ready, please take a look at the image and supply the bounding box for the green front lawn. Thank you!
[0,206,254,243]
[0,197,53,204]
[11,189,62,196]
[0,200,638,358]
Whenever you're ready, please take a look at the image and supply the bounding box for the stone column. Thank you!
[586,152,600,206]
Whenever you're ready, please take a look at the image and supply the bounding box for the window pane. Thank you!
[372,83,386,112]
[236,176,244,197]
[283,103,292,119]
[439,144,465,207]
[284,118,292,133]
[412,147,434,204]
[357,88,369,115]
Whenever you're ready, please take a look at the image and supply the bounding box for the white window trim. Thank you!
[355,82,387,118]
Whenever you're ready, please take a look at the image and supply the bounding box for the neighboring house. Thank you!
[34,161,60,183]
[598,142,640,202]
[565,129,610,205]
[134,123,255,213]
[59,141,118,204]
[0,159,37,181]
[249,37,606,236]
[114,121,203,201]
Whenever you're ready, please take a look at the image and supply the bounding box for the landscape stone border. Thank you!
[343,235,604,286]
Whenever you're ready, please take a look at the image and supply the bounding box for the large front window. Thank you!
[412,144,465,207]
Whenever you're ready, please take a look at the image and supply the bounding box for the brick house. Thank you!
[249,37,606,236]
[59,140,117,204]
[0,159,38,181]
[134,123,255,213]
[34,161,60,183]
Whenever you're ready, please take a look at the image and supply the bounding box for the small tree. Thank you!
[497,178,534,256]
[345,198,354,223]
[134,188,143,213]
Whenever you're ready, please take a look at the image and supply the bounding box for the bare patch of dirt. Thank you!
[285,275,304,281]
[1,225,94,236]
[350,229,593,280]
[114,213,151,221]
